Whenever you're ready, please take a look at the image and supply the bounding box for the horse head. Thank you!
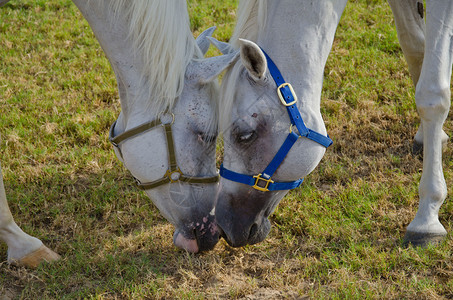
[109,29,238,253]
[213,39,329,246]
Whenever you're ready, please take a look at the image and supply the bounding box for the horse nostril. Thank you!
[249,223,258,240]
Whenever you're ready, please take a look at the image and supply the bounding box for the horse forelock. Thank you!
[106,0,205,115]
[219,0,268,132]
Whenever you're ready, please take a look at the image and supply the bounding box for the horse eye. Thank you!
[237,131,256,143]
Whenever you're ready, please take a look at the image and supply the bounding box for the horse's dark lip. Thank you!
[193,228,201,249]
[221,233,234,247]
[217,226,228,241]
[216,223,224,237]
[217,227,236,247]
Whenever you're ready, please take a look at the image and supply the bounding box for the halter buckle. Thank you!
[252,173,274,192]
[277,83,298,106]
[165,168,182,183]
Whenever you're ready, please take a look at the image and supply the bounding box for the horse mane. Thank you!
[107,0,204,114]
[220,0,268,131]
[229,0,268,47]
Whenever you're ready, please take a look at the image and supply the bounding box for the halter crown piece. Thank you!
[219,47,333,192]
[109,112,219,190]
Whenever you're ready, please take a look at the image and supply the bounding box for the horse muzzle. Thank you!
[172,213,220,253]
[215,190,274,247]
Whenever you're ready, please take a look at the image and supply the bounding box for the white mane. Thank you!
[229,0,268,47]
[108,0,204,113]
[220,0,268,130]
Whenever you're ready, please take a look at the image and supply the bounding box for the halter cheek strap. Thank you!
[109,114,219,190]
[219,47,333,192]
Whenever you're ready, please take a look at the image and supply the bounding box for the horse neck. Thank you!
[257,0,347,113]
[72,0,195,129]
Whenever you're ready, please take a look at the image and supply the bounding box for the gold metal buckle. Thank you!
[165,168,182,183]
[277,83,298,106]
[252,173,274,192]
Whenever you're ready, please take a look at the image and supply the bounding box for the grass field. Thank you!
[1,0,453,299]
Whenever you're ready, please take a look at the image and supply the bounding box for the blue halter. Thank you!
[219,48,333,192]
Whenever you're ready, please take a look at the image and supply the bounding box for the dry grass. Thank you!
[1,0,452,299]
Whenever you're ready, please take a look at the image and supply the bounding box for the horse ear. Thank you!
[207,37,236,55]
[196,26,217,56]
[238,38,267,81]
[189,51,239,84]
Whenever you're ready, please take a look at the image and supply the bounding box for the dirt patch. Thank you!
[240,288,306,299]
[0,288,20,300]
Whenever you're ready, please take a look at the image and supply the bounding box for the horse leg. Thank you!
[1,2,60,267]
[388,0,449,154]
[0,163,60,267]
[402,0,453,246]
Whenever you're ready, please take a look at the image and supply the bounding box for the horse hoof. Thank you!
[12,245,61,268]
[402,231,446,248]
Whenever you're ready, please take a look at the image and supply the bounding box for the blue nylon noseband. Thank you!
[219,47,333,192]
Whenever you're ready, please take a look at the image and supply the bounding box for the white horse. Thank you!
[0,0,237,267]
[211,0,452,247]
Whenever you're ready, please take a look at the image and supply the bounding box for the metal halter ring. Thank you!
[165,168,182,183]
[289,124,301,137]
[159,112,175,125]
